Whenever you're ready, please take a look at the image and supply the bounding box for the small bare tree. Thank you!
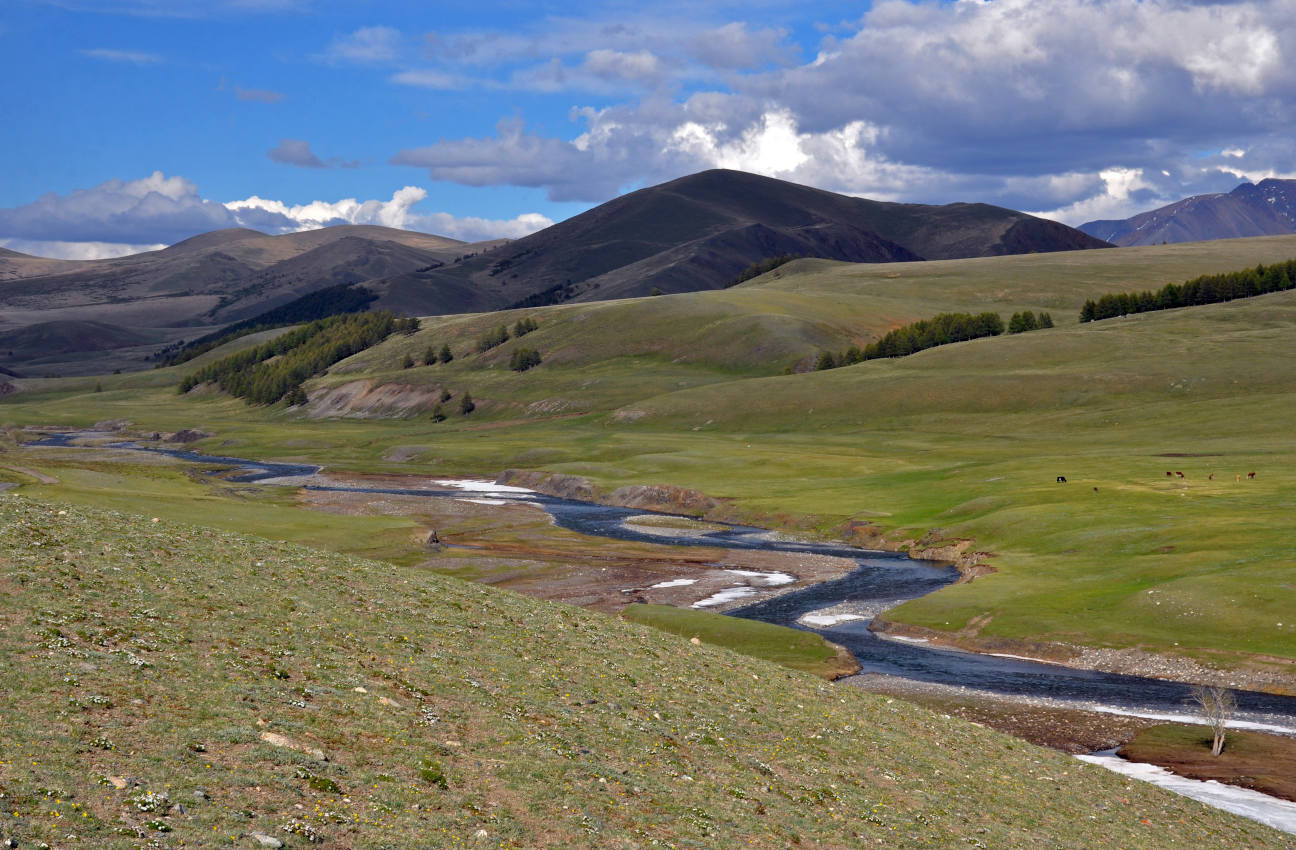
[1191,684,1237,756]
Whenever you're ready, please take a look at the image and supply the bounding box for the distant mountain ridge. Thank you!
[0,169,1109,375]
[1080,179,1296,246]
[0,225,481,376]
[383,169,1109,311]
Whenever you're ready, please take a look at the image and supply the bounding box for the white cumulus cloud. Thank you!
[0,176,550,259]
[390,0,1296,223]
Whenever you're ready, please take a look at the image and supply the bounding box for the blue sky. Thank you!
[3,0,1295,258]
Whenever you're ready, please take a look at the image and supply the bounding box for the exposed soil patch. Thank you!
[1119,724,1296,802]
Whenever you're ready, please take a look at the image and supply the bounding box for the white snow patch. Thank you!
[651,578,698,589]
[800,613,867,627]
[433,478,534,495]
[458,498,508,506]
[1076,752,1296,835]
[1080,705,1296,737]
[724,569,795,586]
[692,587,759,608]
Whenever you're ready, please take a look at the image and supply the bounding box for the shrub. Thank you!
[509,348,542,372]
[477,325,510,353]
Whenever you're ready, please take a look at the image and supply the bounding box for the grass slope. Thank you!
[1,494,1287,848]
[4,237,1296,676]
[621,604,859,679]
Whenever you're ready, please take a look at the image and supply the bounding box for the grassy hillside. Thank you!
[1,494,1286,848]
[4,236,1296,678]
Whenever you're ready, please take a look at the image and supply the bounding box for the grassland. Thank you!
[2,494,1289,848]
[620,604,859,679]
[4,235,1296,681]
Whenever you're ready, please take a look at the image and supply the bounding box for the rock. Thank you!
[472,828,489,841]
[193,789,209,801]
[379,696,401,708]
[259,731,326,761]
[250,832,283,848]
[352,686,367,693]
[107,775,128,790]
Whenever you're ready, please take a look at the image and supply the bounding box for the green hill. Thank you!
[1,495,1285,848]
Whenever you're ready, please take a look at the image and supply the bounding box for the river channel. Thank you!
[26,431,1296,735]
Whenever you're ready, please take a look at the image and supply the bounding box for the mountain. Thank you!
[381,169,1110,311]
[0,225,485,375]
[1080,178,1296,246]
[0,170,1109,374]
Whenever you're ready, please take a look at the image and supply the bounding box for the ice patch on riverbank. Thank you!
[1082,705,1296,738]
[459,498,508,506]
[1077,751,1296,835]
[652,578,698,589]
[724,569,794,586]
[693,587,759,608]
[801,613,867,627]
[434,479,534,495]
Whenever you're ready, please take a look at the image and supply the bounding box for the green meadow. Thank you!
[5,235,1296,677]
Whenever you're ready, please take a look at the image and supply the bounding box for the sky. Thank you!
[3,0,1295,259]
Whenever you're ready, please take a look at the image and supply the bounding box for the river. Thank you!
[26,430,1296,734]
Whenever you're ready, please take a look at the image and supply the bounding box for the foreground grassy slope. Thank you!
[1,495,1286,849]
[4,237,1296,675]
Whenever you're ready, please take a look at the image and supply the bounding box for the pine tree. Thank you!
[438,344,453,364]
[460,392,475,415]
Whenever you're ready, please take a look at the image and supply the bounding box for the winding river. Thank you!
[26,431,1296,735]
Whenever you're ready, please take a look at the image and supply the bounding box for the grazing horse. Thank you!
[1056,476,1067,483]
[1248,471,1257,479]
[1208,474,1214,481]
[1166,471,1173,477]
[1175,471,1185,478]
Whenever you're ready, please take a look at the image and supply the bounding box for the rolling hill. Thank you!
[0,170,1108,375]
[1080,179,1296,246]
[385,168,1111,309]
[0,225,484,376]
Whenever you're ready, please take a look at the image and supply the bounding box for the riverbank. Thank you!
[871,616,1296,696]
